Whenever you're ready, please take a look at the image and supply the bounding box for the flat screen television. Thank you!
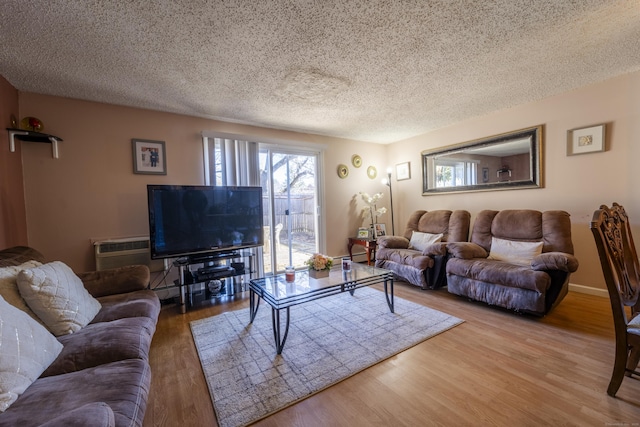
[147,185,264,259]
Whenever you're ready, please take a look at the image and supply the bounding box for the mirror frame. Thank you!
[421,125,543,195]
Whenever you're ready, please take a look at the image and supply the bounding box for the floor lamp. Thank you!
[382,168,395,235]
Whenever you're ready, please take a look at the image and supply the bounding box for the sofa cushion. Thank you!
[376,247,435,270]
[447,242,488,259]
[447,258,551,293]
[17,261,102,336]
[91,289,161,324]
[0,261,45,325]
[487,237,544,266]
[417,210,452,235]
[77,265,151,298]
[0,296,63,412]
[408,231,443,251]
[0,359,150,427]
[43,316,156,377]
[376,235,409,249]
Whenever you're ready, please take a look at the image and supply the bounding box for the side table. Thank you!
[347,237,377,266]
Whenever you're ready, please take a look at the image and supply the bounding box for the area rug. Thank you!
[190,287,463,427]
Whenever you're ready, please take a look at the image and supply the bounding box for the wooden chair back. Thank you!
[590,202,640,396]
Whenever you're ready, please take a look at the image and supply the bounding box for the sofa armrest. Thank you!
[423,242,447,257]
[531,252,579,273]
[0,245,46,267]
[77,265,150,298]
[447,242,488,259]
[38,402,115,427]
[376,236,409,249]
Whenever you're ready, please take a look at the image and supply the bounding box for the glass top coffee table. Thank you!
[249,263,394,354]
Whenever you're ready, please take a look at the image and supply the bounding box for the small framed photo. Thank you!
[357,228,370,239]
[132,139,167,175]
[482,167,489,183]
[374,223,387,238]
[567,124,606,156]
[396,162,411,181]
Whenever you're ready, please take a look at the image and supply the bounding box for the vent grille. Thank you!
[96,239,150,254]
[94,237,164,272]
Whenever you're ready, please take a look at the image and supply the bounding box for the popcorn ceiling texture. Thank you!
[0,0,639,143]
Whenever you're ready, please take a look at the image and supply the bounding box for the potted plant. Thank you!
[306,253,333,278]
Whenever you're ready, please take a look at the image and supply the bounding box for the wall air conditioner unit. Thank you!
[94,237,165,272]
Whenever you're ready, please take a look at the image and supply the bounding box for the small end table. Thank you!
[348,237,377,266]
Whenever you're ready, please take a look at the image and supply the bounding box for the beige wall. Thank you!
[17,93,387,271]
[0,76,28,247]
[13,69,640,291]
[387,70,640,291]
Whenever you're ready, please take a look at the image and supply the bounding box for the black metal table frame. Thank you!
[249,270,394,354]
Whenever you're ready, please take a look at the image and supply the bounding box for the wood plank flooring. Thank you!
[143,283,640,426]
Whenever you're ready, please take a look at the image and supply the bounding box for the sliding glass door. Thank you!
[260,148,320,274]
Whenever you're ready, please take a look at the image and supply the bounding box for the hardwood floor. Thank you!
[143,283,640,426]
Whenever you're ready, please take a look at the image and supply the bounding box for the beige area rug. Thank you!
[190,287,463,427]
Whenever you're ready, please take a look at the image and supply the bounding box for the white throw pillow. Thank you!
[408,231,444,252]
[0,295,63,412]
[0,261,45,326]
[487,237,544,266]
[17,261,102,336]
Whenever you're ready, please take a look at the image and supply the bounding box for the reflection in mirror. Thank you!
[422,125,542,195]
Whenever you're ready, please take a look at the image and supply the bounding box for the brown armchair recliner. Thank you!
[375,210,471,289]
[446,209,579,315]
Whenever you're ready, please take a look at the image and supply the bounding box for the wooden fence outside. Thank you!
[263,194,316,235]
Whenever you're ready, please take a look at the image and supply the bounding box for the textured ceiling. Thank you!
[1,1,639,143]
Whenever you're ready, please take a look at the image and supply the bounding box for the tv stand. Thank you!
[174,250,256,313]
[186,250,238,264]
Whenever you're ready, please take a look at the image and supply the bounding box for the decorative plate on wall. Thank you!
[20,116,44,132]
[337,164,349,178]
[367,166,377,179]
[351,154,362,168]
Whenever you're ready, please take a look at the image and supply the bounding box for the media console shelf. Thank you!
[6,128,64,159]
[174,249,257,313]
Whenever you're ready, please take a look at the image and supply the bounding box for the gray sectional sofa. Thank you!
[0,246,160,427]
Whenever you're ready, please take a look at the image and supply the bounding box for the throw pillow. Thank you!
[487,237,544,266]
[0,295,63,412]
[0,261,44,325]
[408,231,443,252]
[17,261,102,336]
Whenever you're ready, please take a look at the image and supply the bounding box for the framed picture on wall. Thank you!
[357,228,370,239]
[132,139,167,175]
[482,167,489,183]
[374,223,387,238]
[396,162,411,181]
[566,124,606,156]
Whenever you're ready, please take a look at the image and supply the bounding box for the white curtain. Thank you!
[202,135,259,187]
[223,139,260,186]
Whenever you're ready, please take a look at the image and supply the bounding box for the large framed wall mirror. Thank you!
[421,125,543,195]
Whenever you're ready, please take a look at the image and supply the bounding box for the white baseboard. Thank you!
[569,283,608,298]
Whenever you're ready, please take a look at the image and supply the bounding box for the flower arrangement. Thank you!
[306,253,333,271]
[359,192,387,228]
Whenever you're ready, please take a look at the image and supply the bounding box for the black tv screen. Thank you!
[147,185,264,259]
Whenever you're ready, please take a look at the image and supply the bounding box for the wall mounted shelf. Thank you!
[6,128,63,159]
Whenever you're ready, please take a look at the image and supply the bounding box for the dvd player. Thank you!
[197,265,229,274]
[193,267,234,282]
